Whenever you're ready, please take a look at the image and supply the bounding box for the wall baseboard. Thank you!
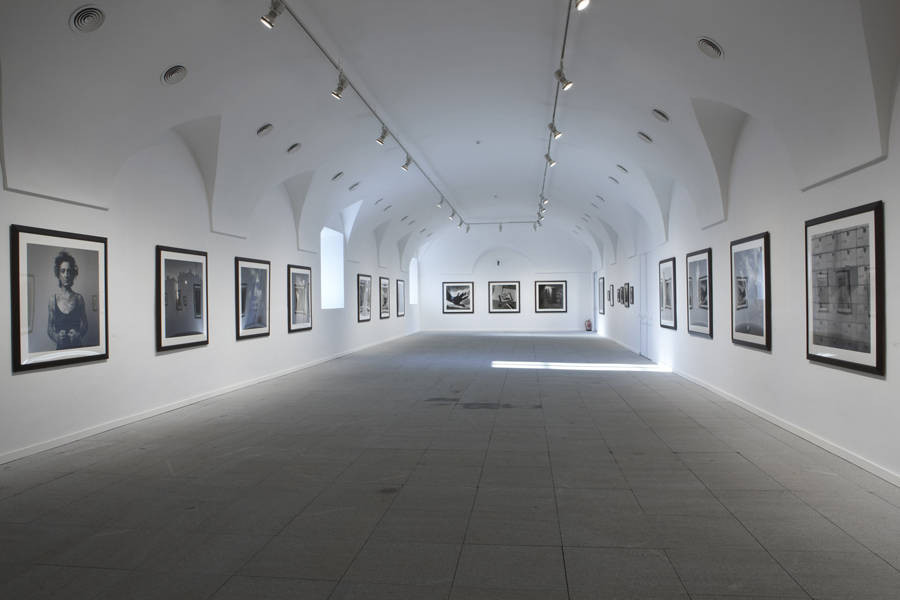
[675,369,900,490]
[0,332,412,466]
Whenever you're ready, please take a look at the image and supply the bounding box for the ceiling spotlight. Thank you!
[541,195,550,206]
[436,197,444,208]
[260,0,284,29]
[548,123,562,140]
[376,125,388,145]
[576,0,590,10]
[449,210,456,221]
[331,73,347,100]
[545,153,557,167]
[555,68,573,91]
[401,155,412,171]
[538,215,544,224]
[458,217,464,229]
[466,224,471,233]
[539,206,547,214]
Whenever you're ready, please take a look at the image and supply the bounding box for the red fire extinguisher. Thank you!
[585,319,592,331]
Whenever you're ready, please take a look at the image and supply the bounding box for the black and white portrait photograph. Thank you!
[598,276,605,315]
[288,264,312,332]
[443,281,474,313]
[489,281,520,313]
[235,257,270,340]
[157,245,208,351]
[379,276,390,319]
[806,201,884,375]
[10,225,108,371]
[535,280,567,312]
[686,248,712,338]
[731,232,770,350]
[358,274,372,322]
[396,279,406,317]
[658,257,676,329]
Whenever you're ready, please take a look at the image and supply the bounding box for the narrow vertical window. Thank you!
[320,227,344,309]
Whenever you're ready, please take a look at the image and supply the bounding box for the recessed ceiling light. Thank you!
[697,37,724,59]
[582,216,589,223]
[331,171,344,181]
[409,220,416,226]
[637,131,653,143]
[591,201,601,209]
[609,176,619,184]
[256,123,273,137]
[348,182,360,191]
[616,164,628,174]
[595,194,605,202]
[160,65,187,86]
[652,108,670,123]
[383,204,392,211]
[427,233,432,237]
[287,142,301,154]
[374,197,383,205]
[69,5,105,33]
[420,228,426,233]
[400,215,408,222]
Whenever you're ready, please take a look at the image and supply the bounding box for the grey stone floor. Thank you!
[2,332,900,599]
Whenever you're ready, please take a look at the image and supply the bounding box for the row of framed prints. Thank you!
[356,274,407,322]
[598,279,634,313]
[441,280,568,314]
[650,201,885,376]
[9,225,400,373]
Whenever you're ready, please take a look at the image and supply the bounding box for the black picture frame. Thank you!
[358,274,372,322]
[686,248,713,338]
[658,257,676,329]
[10,225,109,372]
[609,284,614,307]
[443,281,474,313]
[629,283,635,306]
[397,279,406,317]
[489,281,520,313]
[157,245,208,351]
[535,280,567,312]
[379,276,391,319]
[623,284,630,308]
[235,257,270,340]
[287,264,312,333]
[730,232,771,350]
[805,201,884,375]
[598,276,605,315]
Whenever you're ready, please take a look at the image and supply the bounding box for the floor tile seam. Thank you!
[658,547,697,599]
[447,367,505,600]
[542,419,573,600]
[701,486,816,598]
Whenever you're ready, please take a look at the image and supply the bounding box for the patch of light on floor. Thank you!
[490,360,672,372]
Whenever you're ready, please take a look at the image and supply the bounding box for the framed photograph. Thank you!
[658,258,676,329]
[288,264,312,332]
[10,225,108,372]
[235,257,270,339]
[397,279,406,317]
[686,248,713,338]
[379,277,390,319]
[489,281,520,313]
[617,286,623,306]
[623,284,630,308]
[157,245,208,351]
[609,284,614,307]
[358,274,372,322]
[805,201,884,375]
[731,232,771,350]
[629,284,635,306]
[443,281,474,313]
[598,276,605,315]
[535,280,567,312]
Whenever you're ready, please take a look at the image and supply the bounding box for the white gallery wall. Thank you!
[0,133,418,462]
[418,225,594,331]
[600,100,900,483]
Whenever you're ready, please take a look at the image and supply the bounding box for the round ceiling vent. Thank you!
[331,171,344,181]
[160,65,187,86]
[287,142,301,154]
[637,131,654,143]
[69,5,105,33]
[256,123,273,137]
[697,37,723,59]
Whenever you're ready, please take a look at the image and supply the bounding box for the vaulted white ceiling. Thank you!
[1,0,897,263]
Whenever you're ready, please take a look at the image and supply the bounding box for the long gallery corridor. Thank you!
[2,332,900,599]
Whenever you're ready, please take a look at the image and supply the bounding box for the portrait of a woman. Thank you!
[47,250,89,349]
